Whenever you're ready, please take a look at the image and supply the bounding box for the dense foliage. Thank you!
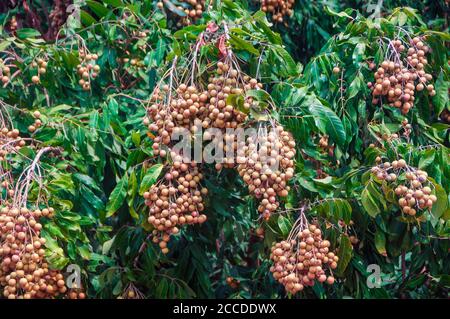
[0,0,448,299]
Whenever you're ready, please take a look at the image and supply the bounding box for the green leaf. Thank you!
[418,149,435,169]
[139,164,163,195]
[433,71,449,115]
[16,28,41,39]
[229,34,259,55]
[86,1,110,18]
[272,46,297,76]
[374,229,387,256]
[429,179,448,219]
[308,97,346,147]
[77,245,92,260]
[336,235,353,276]
[277,216,292,237]
[74,173,102,192]
[163,0,187,17]
[106,175,129,217]
[362,186,381,217]
[80,10,97,26]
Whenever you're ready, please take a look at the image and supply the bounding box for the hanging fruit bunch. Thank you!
[30,57,48,85]
[270,209,338,295]
[144,163,208,253]
[237,121,296,220]
[261,0,295,24]
[144,22,297,251]
[0,105,26,163]
[368,36,435,114]
[76,48,101,91]
[204,57,263,170]
[158,0,206,27]
[0,146,67,299]
[145,43,263,167]
[67,284,86,299]
[0,56,16,86]
[370,158,438,216]
[27,111,43,133]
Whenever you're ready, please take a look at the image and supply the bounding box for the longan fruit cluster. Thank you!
[121,57,146,69]
[371,159,437,216]
[237,125,296,220]
[369,37,434,114]
[30,58,48,85]
[261,0,295,23]
[270,224,337,295]
[159,0,206,27]
[1,61,12,85]
[132,29,148,39]
[28,111,43,133]
[207,63,263,169]
[0,206,66,299]
[144,162,207,253]
[76,50,101,91]
[146,84,208,160]
[207,62,259,130]
[67,284,86,299]
[145,60,261,163]
[0,127,26,161]
[147,83,209,147]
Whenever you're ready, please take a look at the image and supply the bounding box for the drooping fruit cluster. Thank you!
[0,127,26,161]
[371,159,437,216]
[158,0,206,27]
[67,284,86,299]
[144,162,207,253]
[122,57,146,70]
[30,58,48,85]
[206,61,262,169]
[146,58,262,166]
[368,36,434,114]
[144,28,297,251]
[237,124,296,220]
[76,50,100,91]
[1,60,12,85]
[147,83,209,153]
[270,220,337,295]
[206,61,259,130]
[28,111,43,133]
[261,0,295,23]
[0,206,66,299]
